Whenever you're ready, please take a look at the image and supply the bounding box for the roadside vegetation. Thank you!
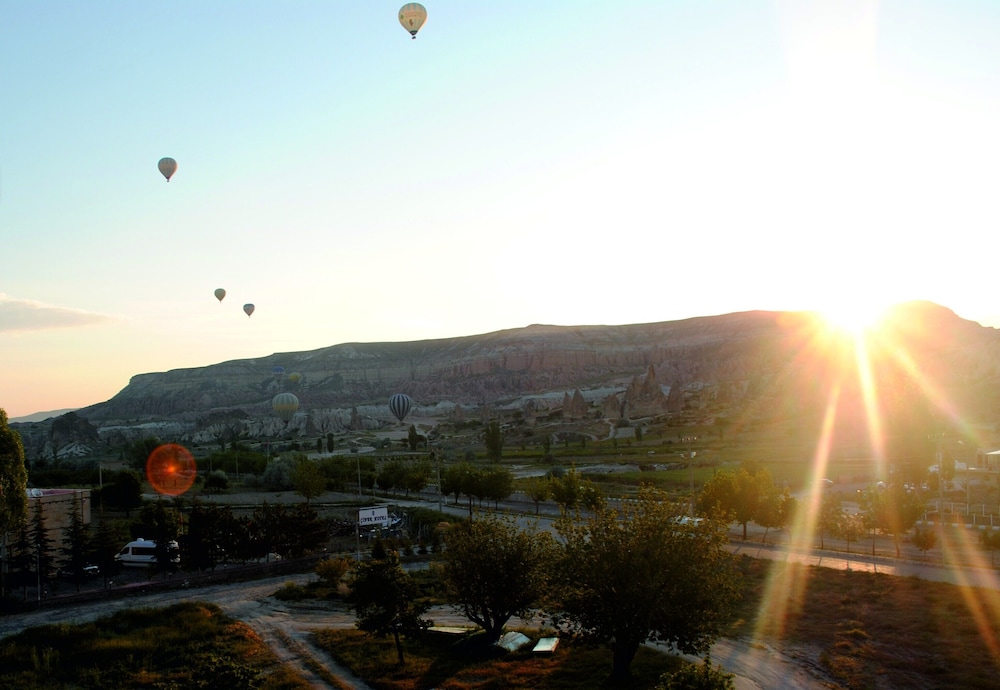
[0,601,311,689]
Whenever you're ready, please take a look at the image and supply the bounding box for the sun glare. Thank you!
[817,300,889,336]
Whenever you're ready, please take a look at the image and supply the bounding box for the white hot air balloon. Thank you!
[398,3,427,39]
[158,157,177,181]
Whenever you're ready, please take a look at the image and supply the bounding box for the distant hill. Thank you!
[11,301,1000,462]
[10,409,79,424]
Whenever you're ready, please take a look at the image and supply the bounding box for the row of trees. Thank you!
[345,488,740,684]
[696,460,943,560]
[3,495,332,599]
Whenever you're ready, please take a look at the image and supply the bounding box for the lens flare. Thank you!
[146,443,197,496]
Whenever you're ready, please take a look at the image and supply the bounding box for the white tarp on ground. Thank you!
[495,631,532,652]
[532,637,559,654]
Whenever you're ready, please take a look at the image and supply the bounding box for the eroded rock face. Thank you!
[14,302,1000,455]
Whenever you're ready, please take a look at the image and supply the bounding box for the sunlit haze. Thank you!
[3,0,1000,418]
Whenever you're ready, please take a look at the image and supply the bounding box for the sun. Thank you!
[816,299,890,336]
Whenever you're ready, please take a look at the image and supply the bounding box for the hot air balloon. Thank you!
[288,372,302,384]
[272,392,299,425]
[272,365,285,380]
[158,157,177,181]
[214,288,226,302]
[388,393,413,423]
[398,3,426,39]
[243,303,255,317]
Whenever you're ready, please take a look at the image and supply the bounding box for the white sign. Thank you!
[358,506,389,527]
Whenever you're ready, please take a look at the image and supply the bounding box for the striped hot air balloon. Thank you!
[272,392,299,425]
[388,393,413,422]
[398,3,426,39]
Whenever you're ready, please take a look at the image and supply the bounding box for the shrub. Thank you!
[657,656,735,690]
[273,582,311,602]
[316,558,351,587]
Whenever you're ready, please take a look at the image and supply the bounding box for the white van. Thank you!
[115,538,180,567]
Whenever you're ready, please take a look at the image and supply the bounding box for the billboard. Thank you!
[358,506,390,527]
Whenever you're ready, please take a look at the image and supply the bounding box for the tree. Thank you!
[484,421,504,464]
[31,500,57,594]
[348,548,430,664]
[857,486,888,556]
[482,466,514,509]
[550,468,584,514]
[441,513,557,641]
[292,458,327,504]
[203,469,230,494]
[400,462,431,497]
[181,499,229,572]
[980,529,1000,568]
[59,492,92,592]
[697,462,780,540]
[262,455,297,491]
[836,512,865,554]
[523,476,551,515]
[101,469,143,516]
[441,464,466,505]
[326,433,335,453]
[0,408,29,598]
[912,527,937,559]
[755,488,794,543]
[376,460,406,496]
[286,503,327,558]
[9,523,33,598]
[407,425,421,452]
[817,492,843,550]
[126,437,161,470]
[136,499,180,577]
[883,484,927,557]
[91,518,123,587]
[552,487,741,683]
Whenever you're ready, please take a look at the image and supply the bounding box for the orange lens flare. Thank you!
[146,443,197,496]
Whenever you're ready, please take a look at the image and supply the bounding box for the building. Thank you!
[25,488,92,552]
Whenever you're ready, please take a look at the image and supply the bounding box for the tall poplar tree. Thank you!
[60,492,92,592]
[0,409,29,597]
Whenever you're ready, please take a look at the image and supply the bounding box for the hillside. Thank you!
[12,301,1000,462]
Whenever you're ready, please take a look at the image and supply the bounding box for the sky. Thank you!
[2,0,1000,419]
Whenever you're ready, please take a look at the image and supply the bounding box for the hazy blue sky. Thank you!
[3,1,1000,418]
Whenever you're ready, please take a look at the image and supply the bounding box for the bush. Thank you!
[657,656,735,690]
[273,582,311,602]
[316,558,351,587]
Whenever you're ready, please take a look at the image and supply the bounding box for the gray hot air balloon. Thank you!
[158,157,177,181]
